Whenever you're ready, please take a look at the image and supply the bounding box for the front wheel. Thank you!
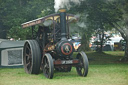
[43,53,54,79]
[76,51,89,77]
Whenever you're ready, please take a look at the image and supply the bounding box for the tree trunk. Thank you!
[99,31,104,52]
[0,30,7,39]
[109,22,128,61]
[124,38,128,59]
[80,34,90,51]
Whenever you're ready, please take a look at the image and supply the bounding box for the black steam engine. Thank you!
[21,9,89,79]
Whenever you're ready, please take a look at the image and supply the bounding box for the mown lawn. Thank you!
[0,51,128,85]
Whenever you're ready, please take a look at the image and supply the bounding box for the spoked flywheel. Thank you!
[23,40,41,74]
[76,51,89,77]
[43,53,54,79]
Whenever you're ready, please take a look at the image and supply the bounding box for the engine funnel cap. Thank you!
[59,9,66,12]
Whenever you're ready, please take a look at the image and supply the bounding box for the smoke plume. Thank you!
[54,0,83,12]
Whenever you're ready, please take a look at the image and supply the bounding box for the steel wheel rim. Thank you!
[24,43,32,73]
[77,56,85,75]
[43,57,50,78]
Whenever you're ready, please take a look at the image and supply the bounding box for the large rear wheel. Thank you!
[23,40,41,74]
[76,51,89,77]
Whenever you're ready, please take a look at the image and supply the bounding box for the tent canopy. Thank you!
[0,40,25,48]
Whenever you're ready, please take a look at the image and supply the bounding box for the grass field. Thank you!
[0,51,128,85]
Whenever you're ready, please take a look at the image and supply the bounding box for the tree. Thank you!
[75,0,128,59]
[0,0,54,40]
[108,0,128,60]
[69,0,116,52]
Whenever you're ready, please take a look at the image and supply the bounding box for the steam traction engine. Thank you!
[21,9,89,79]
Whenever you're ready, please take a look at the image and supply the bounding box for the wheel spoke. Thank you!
[26,45,30,51]
[25,54,29,57]
[26,62,30,67]
[25,50,32,62]
[81,68,84,74]
[44,58,50,76]
[26,61,31,70]
[46,68,49,75]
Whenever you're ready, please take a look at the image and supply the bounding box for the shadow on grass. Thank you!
[53,68,80,79]
[86,51,127,65]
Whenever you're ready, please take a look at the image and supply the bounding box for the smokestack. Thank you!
[59,9,67,40]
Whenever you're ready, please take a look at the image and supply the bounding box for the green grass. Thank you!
[87,51,126,65]
[0,51,128,85]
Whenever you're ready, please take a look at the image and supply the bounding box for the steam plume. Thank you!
[54,0,83,12]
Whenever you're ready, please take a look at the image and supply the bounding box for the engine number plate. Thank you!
[61,60,73,64]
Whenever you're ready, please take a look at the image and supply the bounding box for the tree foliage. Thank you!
[70,0,128,58]
[109,0,128,59]
[0,0,54,39]
[69,0,122,51]
[0,0,128,58]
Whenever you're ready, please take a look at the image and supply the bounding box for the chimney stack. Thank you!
[59,9,67,40]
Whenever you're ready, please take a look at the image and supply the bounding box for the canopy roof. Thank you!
[0,40,25,49]
[21,13,78,28]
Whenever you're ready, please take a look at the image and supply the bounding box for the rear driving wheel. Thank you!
[43,53,54,79]
[76,51,89,77]
[23,40,41,74]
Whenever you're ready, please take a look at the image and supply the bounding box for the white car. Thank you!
[105,41,114,46]
[105,37,124,46]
